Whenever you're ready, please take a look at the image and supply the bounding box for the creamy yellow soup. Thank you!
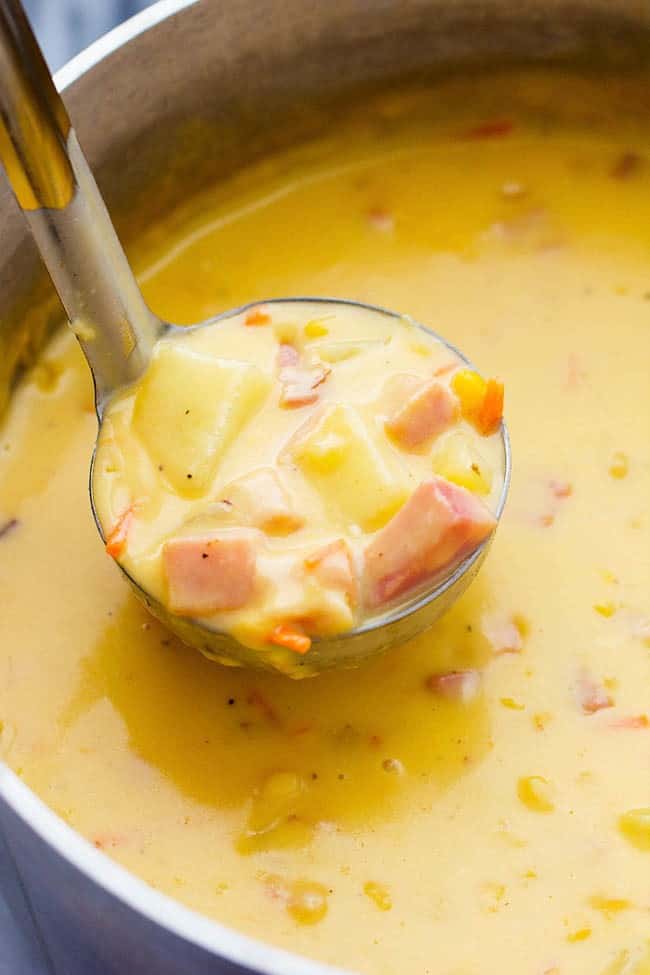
[93,300,504,666]
[1,75,650,975]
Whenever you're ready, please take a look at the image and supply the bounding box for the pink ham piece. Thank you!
[385,378,459,450]
[574,673,613,715]
[163,531,258,615]
[364,476,496,608]
[305,539,358,606]
[277,343,330,408]
[426,669,481,702]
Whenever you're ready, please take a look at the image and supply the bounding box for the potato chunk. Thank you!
[222,467,303,535]
[132,343,269,496]
[290,405,409,531]
[431,431,493,495]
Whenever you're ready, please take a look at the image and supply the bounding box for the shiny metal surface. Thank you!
[0,0,649,972]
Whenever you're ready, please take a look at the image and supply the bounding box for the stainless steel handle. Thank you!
[0,0,160,407]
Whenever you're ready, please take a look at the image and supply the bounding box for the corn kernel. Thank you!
[517,775,555,813]
[567,927,592,943]
[618,809,650,851]
[609,451,629,479]
[364,881,392,911]
[594,601,617,618]
[452,369,487,419]
[287,881,329,925]
[501,697,525,711]
[304,319,329,339]
[588,894,631,918]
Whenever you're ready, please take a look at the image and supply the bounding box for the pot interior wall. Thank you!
[1,0,650,414]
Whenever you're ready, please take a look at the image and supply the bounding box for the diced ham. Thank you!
[222,468,303,535]
[385,379,459,450]
[364,477,496,608]
[426,669,481,702]
[277,344,330,408]
[163,531,258,615]
[278,343,300,369]
[574,673,613,714]
[482,613,525,654]
[367,208,394,233]
[305,539,358,606]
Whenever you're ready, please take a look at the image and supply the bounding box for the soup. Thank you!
[0,73,649,974]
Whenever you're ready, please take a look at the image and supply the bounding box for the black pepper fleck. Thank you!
[0,518,19,540]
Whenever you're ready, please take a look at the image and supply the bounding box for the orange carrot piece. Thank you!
[476,379,504,435]
[248,689,281,726]
[105,505,135,558]
[610,714,649,729]
[245,307,271,326]
[268,623,312,655]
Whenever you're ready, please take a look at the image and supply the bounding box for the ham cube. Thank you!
[305,539,358,606]
[364,476,496,608]
[385,379,459,450]
[277,343,330,408]
[426,670,481,702]
[163,531,258,615]
[222,468,303,535]
[574,673,614,715]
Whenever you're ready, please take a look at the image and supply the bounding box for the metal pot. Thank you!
[1,1,648,971]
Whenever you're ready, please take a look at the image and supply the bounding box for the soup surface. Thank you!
[1,73,649,974]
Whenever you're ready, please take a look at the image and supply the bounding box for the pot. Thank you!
[1,1,649,972]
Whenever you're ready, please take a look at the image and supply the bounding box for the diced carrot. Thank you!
[245,307,271,326]
[574,674,613,715]
[463,119,514,140]
[610,714,649,729]
[268,623,312,655]
[105,505,135,558]
[434,361,456,377]
[549,479,572,499]
[248,689,281,726]
[475,379,504,435]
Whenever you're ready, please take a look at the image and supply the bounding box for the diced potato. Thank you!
[291,405,409,530]
[432,432,493,495]
[313,339,385,363]
[132,342,269,496]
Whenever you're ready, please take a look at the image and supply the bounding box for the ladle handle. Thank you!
[0,0,160,406]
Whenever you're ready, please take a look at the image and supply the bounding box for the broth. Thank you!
[1,74,649,974]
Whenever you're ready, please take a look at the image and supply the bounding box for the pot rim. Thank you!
[0,4,347,972]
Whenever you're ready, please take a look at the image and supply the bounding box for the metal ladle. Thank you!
[0,0,510,674]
